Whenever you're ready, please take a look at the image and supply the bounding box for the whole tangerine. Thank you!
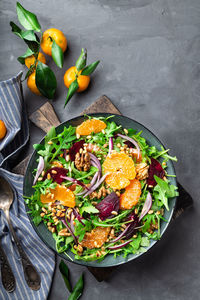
[25,52,46,69]
[27,71,41,95]
[64,66,90,93]
[41,28,67,56]
[0,120,7,140]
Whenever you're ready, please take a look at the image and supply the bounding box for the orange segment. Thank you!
[106,172,130,190]
[120,179,141,210]
[103,152,136,189]
[76,119,107,136]
[80,227,111,249]
[40,185,75,207]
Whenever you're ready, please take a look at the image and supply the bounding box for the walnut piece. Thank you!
[75,152,91,171]
[135,162,149,180]
[58,228,71,236]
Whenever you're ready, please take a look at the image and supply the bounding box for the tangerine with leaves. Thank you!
[41,28,67,56]
[0,120,7,140]
[64,66,90,92]
[76,118,107,136]
[120,179,141,210]
[40,184,75,207]
[103,152,136,189]
[27,71,41,95]
[25,52,46,68]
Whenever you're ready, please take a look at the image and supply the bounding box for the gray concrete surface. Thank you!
[1,0,200,299]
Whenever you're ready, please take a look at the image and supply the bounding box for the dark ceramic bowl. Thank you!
[23,113,177,267]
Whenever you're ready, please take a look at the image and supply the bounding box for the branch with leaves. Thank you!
[10,2,66,98]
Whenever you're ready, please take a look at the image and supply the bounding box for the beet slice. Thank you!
[147,158,165,187]
[44,167,68,184]
[68,140,85,161]
[96,192,119,220]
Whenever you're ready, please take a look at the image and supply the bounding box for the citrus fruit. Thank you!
[64,66,90,92]
[25,52,46,68]
[41,28,67,56]
[106,172,130,190]
[0,120,7,140]
[27,71,41,95]
[80,227,111,249]
[76,119,107,136]
[40,184,75,207]
[120,179,141,210]
[103,152,136,189]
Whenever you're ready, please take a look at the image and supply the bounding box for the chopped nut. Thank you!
[136,163,149,180]
[58,229,70,236]
[92,201,98,205]
[66,155,70,162]
[111,211,118,215]
[133,234,137,238]
[79,148,83,154]
[51,212,55,217]
[75,152,91,172]
[148,210,154,214]
[117,143,121,148]
[121,224,126,229]
[41,171,45,177]
[124,128,128,134]
[52,208,56,213]
[57,205,61,210]
[77,245,83,252]
[37,177,43,182]
[48,141,53,145]
[47,222,51,226]
[103,143,108,148]
[51,227,56,233]
[48,226,52,231]
[116,191,120,197]
[156,211,160,215]
[135,208,138,215]
[40,212,45,217]
[51,170,57,174]
[47,173,51,180]
[42,207,47,213]
[97,186,107,199]
[57,211,61,217]
[76,133,80,139]
[87,135,91,139]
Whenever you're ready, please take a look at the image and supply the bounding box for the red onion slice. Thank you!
[139,192,152,221]
[61,219,77,244]
[33,156,44,185]
[70,212,75,232]
[109,223,132,243]
[117,133,140,159]
[89,153,102,176]
[76,171,99,196]
[108,137,113,156]
[83,173,110,197]
[108,239,132,250]
[61,176,89,190]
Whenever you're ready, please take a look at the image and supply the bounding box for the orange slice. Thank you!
[106,172,130,190]
[103,152,136,189]
[120,179,141,210]
[76,119,107,136]
[80,227,111,249]
[40,184,75,207]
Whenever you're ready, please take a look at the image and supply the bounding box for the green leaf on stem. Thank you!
[64,79,79,107]
[24,67,35,81]
[68,274,84,300]
[10,21,23,38]
[75,48,87,72]
[17,48,34,64]
[59,260,72,292]
[35,61,57,99]
[52,40,64,68]
[81,60,100,76]
[16,2,41,32]
[21,30,39,42]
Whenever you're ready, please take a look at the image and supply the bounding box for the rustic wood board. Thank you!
[13,95,193,282]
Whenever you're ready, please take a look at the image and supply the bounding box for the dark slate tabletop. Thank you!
[1,0,199,299]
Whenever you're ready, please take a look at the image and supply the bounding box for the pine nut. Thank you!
[48,141,53,145]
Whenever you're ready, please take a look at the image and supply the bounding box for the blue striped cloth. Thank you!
[0,72,55,299]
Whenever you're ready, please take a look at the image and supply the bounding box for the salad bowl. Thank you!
[23,113,177,268]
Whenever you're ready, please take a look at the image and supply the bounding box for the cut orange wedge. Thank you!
[40,184,75,207]
[76,119,107,136]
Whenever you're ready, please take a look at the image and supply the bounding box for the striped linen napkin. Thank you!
[0,72,55,299]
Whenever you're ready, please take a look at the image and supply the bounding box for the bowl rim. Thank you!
[23,113,177,268]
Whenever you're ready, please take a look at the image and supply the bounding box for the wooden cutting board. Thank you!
[13,95,193,282]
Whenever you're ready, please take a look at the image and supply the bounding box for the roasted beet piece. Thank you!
[147,158,165,187]
[44,167,68,184]
[124,140,135,148]
[96,192,119,220]
[68,140,85,161]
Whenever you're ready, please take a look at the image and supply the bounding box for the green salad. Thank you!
[25,116,178,262]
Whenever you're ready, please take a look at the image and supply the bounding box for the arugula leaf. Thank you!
[80,203,99,214]
[59,260,72,292]
[105,121,121,137]
[74,219,92,242]
[153,176,178,210]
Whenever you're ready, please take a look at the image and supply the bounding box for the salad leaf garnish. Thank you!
[68,274,84,300]
[59,260,72,292]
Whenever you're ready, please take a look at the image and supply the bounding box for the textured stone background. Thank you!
[0,0,199,299]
